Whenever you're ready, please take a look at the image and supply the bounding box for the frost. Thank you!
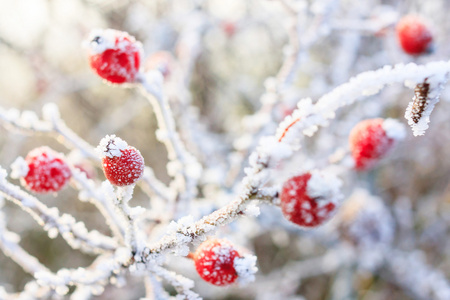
[0,5,450,300]
[244,202,261,217]
[42,103,60,122]
[0,168,6,184]
[259,137,293,162]
[10,156,29,179]
[84,29,118,54]
[234,254,258,285]
[342,189,394,248]
[166,160,182,176]
[19,110,39,128]
[96,135,128,158]
[382,118,406,140]
[307,170,342,204]
[185,161,202,181]
[55,285,69,295]
[47,228,59,239]
[140,70,164,101]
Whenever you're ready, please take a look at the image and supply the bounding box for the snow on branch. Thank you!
[69,165,126,242]
[0,212,50,275]
[148,265,201,300]
[387,250,450,300]
[0,104,98,159]
[0,2,449,299]
[35,248,132,296]
[138,72,201,217]
[277,61,450,142]
[0,168,118,253]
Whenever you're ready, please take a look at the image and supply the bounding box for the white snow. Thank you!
[307,170,342,203]
[84,29,118,54]
[96,135,128,158]
[234,254,258,285]
[42,103,60,122]
[10,156,29,179]
[382,118,406,140]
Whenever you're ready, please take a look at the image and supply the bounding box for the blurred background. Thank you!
[0,0,449,299]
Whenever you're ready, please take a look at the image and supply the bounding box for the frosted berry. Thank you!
[349,118,405,171]
[86,29,143,84]
[396,15,433,55]
[22,147,71,193]
[221,21,237,37]
[144,51,174,79]
[280,172,341,227]
[193,239,240,286]
[97,135,144,186]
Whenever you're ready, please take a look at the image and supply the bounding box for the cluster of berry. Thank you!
[11,13,433,288]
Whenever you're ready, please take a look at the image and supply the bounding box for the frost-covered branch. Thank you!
[0,214,50,275]
[141,167,174,203]
[144,275,171,300]
[0,168,117,253]
[0,104,98,159]
[0,2,449,299]
[114,185,143,253]
[148,265,200,300]
[278,61,450,142]
[385,250,450,300]
[144,140,284,257]
[138,73,201,217]
[35,249,131,296]
[70,166,126,243]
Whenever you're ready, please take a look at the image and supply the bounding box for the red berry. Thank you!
[144,51,174,79]
[194,239,240,286]
[396,15,433,55]
[349,118,401,171]
[86,29,143,84]
[22,147,71,193]
[280,172,340,228]
[221,21,237,37]
[97,135,144,186]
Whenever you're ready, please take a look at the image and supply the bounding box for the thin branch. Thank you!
[0,168,117,253]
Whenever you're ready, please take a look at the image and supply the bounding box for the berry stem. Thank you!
[115,185,140,252]
[278,117,301,142]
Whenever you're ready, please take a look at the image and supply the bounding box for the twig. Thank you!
[0,167,117,253]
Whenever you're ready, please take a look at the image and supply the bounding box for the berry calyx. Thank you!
[19,147,71,193]
[193,239,240,286]
[349,118,405,171]
[396,15,433,55]
[86,29,143,84]
[97,135,144,186]
[280,171,342,228]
